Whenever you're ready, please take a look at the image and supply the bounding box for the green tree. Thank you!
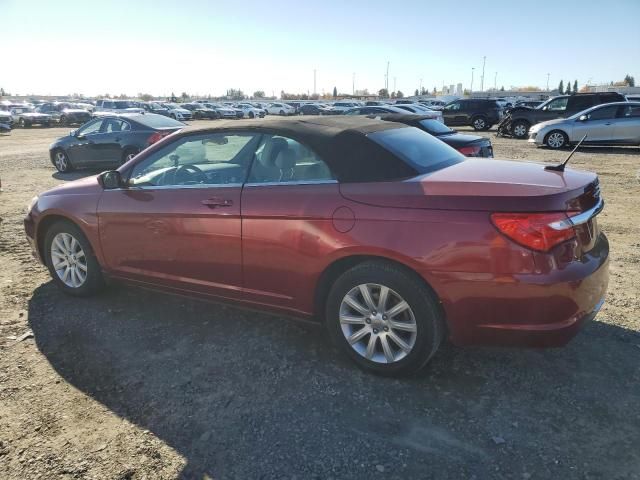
[500,85,505,91]
[169,92,177,102]
[573,80,578,93]
[180,92,189,101]
[138,93,154,101]
[0,87,5,96]
[433,87,437,94]
[414,89,419,96]
[253,90,265,98]
[558,80,564,94]
[420,87,427,95]
[565,81,571,94]
[396,90,404,98]
[624,74,635,87]
[332,86,338,98]
[378,88,389,98]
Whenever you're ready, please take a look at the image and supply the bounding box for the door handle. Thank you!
[604,123,612,126]
[201,197,233,208]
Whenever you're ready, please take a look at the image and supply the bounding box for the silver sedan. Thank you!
[528,102,640,149]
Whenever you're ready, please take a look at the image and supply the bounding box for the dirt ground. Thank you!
[1,122,639,480]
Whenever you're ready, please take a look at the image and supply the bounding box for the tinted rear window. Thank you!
[368,127,464,175]
[419,119,454,134]
[135,114,185,129]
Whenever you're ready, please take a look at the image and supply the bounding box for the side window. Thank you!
[569,96,593,112]
[129,132,259,187]
[77,119,103,136]
[620,105,640,118]
[444,102,460,111]
[103,119,130,133]
[587,106,619,120]
[248,135,334,184]
[545,98,569,111]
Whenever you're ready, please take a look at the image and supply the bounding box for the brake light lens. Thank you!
[147,131,170,145]
[490,212,576,252]
[457,145,482,156]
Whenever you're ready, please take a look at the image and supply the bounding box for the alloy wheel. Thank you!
[54,151,68,171]
[547,132,565,148]
[513,123,527,138]
[126,152,137,161]
[339,283,417,364]
[473,118,486,130]
[50,232,88,288]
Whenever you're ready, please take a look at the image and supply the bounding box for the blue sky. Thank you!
[3,0,639,97]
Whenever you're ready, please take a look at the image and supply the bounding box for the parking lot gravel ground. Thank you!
[0,122,639,480]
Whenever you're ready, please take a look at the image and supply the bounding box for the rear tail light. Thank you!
[147,131,170,145]
[490,212,576,252]
[457,145,482,156]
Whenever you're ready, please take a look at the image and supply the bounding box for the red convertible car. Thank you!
[24,117,608,375]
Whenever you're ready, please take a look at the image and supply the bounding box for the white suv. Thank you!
[265,103,295,116]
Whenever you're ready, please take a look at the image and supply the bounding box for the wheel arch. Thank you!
[313,254,446,326]
[36,214,98,265]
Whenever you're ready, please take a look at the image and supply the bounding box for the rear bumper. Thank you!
[433,234,609,348]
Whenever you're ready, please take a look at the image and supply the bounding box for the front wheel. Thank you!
[44,221,105,297]
[53,149,73,173]
[511,120,530,139]
[122,148,139,164]
[60,115,68,126]
[279,110,285,116]
[545,130,568,149]
[326,261,445,376]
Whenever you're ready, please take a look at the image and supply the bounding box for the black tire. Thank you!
[471,116,489,131]
[544,130,569,149]
[249,112,255,119]
[44,122,51,128]
[279,110,285,116]
[325,261,445,376]
[60,115,68,126]
[19,118,30,128]
[52,148,73,173]
[43,220,105,297]
[121,148,139,165]
[511,120,530,139]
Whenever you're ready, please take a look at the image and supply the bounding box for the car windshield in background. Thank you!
[136,114,185,129]
[114,101,137,109]
[419,119,454,135]
[368,127,464,175]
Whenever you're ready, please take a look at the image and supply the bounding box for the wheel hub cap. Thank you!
[339,283,417,364]
[50,232,87,288]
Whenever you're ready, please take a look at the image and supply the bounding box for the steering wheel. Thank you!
[175,164,207,184]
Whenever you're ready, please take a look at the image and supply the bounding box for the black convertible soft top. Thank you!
[183,116,418,182]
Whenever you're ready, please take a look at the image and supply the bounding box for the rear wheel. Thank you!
[545,130,568,149]
[279,110,285,116]
[122,148,139,165]
[471,116,488,131]
[19,118,30,128]
[326,261,445,376]
[60,115,68,126]
[511,120,530,139]
[52,149,73,173]
[44,221,104,297]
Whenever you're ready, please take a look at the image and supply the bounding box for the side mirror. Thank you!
[579,114,588,121]
[69,130,76,137]
[99,170,123,190]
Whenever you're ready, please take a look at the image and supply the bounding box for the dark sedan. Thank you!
[299,103,333,115]
[141,102,171,116]
[36,102,92,126]
[27,116,607,376]
[181,103,220,119]
[377,114,494,157]
[49,114,184,173]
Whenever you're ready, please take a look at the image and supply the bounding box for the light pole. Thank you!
[546,73,550,91]
[352,72,355,96]
[480,56,486,92]
[313,69,316,95]
[471,67,475,92]
[419,78,423,95]
[494,71,497,91]
[393,77,396,94]
[386,61,390,93]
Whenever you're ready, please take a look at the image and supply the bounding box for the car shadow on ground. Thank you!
[52,169,105,181]
[28,281,640,479]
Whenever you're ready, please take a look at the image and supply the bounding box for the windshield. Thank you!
[368,127,464,175]
[136,114,185,129]
[419,119,454,135]
[114,101,137,109]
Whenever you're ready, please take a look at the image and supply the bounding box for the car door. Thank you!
[442,101,463,125]
[573,105,619,143]
[65,118,105,166]
[98,131,261,300]
[613,104,640,144]
[241,134,343,313]
[93,118,132,165]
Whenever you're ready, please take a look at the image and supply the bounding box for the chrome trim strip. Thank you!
[109,183,243,192]
[244,180,338,187]
[568,198,604,227]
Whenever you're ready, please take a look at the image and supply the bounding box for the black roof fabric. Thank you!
[183,117,418,182]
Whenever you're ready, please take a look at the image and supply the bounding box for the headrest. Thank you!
[259,137,290,168]
[274,148,295,170]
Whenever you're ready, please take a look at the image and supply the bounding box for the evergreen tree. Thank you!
[558,80,564,94]
[565,81,571,94]
[332,86,337,98]
[573,80,578,93]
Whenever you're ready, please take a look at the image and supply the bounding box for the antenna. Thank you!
[545,134,587,172]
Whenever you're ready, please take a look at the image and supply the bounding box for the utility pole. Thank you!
[494,71,497,90]
[313,69,317,95]
[546,73,550,91]
[385,61,390,93]
[480,56,486,92]
[471,67,475,92]
[394,77,397,93]
[352,72,355,96]
[419,78,423,95]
